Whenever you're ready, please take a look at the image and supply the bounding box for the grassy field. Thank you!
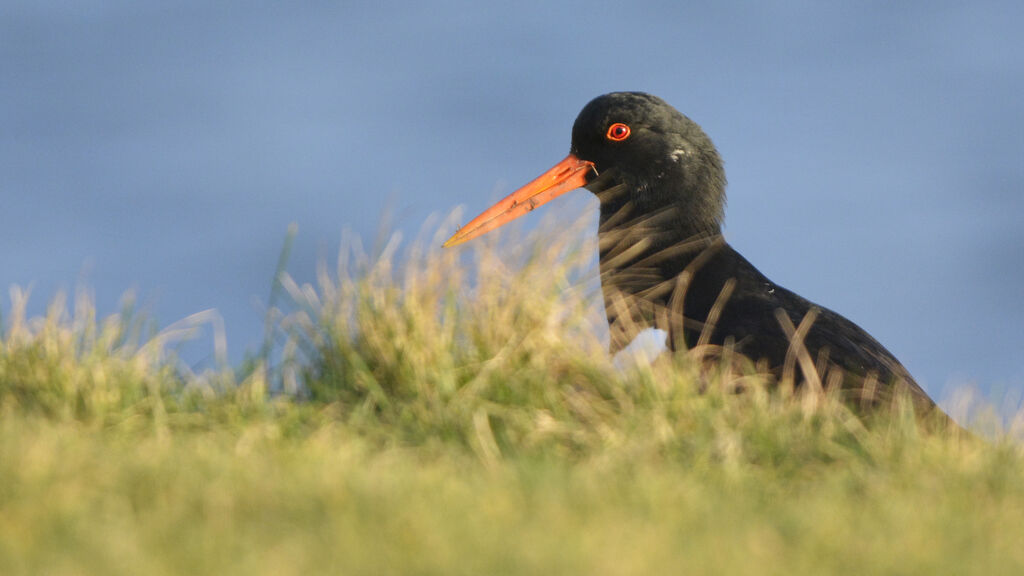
[2,217,1022,575]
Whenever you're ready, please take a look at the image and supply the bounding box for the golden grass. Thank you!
[0,211,1020,575]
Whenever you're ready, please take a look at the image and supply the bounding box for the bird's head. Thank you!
[444,92,726,247]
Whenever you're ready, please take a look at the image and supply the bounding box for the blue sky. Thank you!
[3,2,1022,404]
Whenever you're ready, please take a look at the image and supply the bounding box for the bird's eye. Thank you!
[606,123,631,142]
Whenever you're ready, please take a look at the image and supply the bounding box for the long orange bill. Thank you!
[443,154,596,247]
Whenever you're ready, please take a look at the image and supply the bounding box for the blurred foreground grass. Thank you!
[1,215,1022,575]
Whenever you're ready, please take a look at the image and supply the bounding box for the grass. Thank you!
[1,212,1022,575]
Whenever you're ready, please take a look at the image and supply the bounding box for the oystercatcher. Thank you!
[446,92,946,418]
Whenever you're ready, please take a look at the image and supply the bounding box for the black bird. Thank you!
[445,92,946,419]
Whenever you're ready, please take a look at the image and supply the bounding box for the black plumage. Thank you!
[449,91,948,418]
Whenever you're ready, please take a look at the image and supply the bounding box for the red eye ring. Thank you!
[602,121,626,141]
[606,122,631,141]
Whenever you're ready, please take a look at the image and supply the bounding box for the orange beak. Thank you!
[443,154,596,247]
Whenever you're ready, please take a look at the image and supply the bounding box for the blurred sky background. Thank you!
[3,2,1022,405]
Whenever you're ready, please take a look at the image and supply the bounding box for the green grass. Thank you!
[1,214,1021,575]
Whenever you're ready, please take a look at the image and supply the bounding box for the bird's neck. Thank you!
[596,182,724,276]
[595,183,727,351]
